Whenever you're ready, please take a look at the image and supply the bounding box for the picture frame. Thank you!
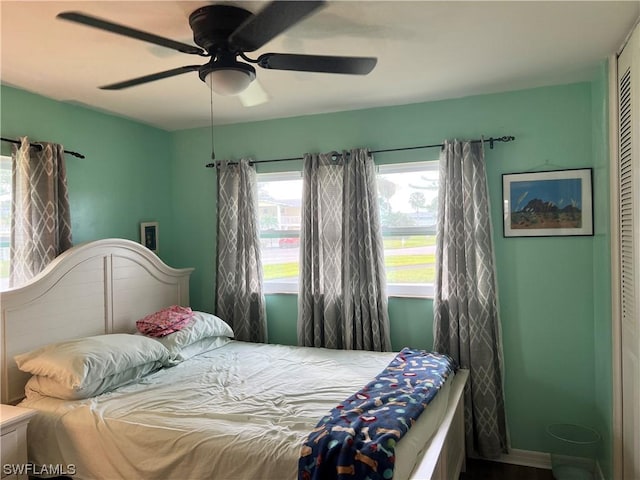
[502,168,593,237]
[140,222,159,253]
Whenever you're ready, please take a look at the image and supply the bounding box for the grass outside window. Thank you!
[263,242,435,285]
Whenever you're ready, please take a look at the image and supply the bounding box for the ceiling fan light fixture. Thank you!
[58,2,376,96]
[203,63,256,96]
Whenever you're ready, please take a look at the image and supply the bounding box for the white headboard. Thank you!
[0,238,194,404]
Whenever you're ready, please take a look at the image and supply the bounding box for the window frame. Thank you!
[377,160,439,298]
[0,155,12,291]
[257,171,302,295]
[256,161,440,298]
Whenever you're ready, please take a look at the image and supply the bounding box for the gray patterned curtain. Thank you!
[215,159,267,343]
[298,148,390,351]
[433,139,508,458]
[10,137,72,287]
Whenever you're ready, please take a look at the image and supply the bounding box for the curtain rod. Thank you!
[1,137,86,159]
[205,135,515,168]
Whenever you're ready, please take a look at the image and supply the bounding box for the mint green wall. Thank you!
[0,80,613,469]
[0,85,174,257]
[591,61,613,479]
[169,82,609,458]
[265,295,434,351]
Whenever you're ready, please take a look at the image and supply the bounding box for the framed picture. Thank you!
[140,222,159,253]
[502,168,593,237]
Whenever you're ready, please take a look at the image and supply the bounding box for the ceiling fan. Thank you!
[57,1,377,103]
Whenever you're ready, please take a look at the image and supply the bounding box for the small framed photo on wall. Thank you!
[140,222,159,253]
[502,168,593,237]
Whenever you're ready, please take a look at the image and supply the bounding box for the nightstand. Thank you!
[1,405,36,480]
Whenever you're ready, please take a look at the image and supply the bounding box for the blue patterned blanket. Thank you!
[298,348,456,480]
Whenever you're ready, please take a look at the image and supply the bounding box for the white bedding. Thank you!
[20,341,452,480]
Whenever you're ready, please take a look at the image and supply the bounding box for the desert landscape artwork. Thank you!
[502,169,593,237]
[510,178,582,229]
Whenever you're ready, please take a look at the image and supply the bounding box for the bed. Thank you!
[0,238,468,480]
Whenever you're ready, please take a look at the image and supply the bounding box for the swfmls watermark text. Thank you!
[3,463,76,476]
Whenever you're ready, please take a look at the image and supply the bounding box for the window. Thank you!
[256,161,439,297]
[0,155,11,290]
[257,172,303,294]
[377,161,438,297]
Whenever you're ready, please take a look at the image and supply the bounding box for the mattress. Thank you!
[20,341,452,480]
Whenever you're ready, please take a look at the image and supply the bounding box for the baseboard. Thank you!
[490,449,606,479]
[495,449,552,469]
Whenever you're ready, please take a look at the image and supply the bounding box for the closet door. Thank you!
[617,22,639,480]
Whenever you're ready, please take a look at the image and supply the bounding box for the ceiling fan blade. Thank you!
[238,79,270,107]
[257,53,377,75]
[100,65,201,90]
[228,1,326,52]
[57,12,205,55]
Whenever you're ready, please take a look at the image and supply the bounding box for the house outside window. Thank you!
[256,160,439,297]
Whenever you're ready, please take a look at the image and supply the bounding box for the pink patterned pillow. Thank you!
[136,306,194,338]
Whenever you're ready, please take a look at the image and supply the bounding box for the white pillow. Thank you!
[24,361,162,400]
[173,336,231,362]
[15,334,170,391]
[152,311,234,361]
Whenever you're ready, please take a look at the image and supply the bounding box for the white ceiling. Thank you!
[1,1,638,131]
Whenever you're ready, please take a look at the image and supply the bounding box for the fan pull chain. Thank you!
[210,86,216,161]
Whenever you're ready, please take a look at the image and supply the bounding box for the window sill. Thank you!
[388,293,434,300]
[263,282,298,295]
[387,284,433,298]
[264,285,434,299]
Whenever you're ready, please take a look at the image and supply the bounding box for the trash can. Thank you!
[546,423,600,480]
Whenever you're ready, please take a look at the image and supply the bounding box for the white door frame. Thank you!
[611,19,640,480]
[608,50,623,480]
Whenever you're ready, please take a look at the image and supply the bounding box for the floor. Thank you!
[460,458,555,480]
[44,459,556,480]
